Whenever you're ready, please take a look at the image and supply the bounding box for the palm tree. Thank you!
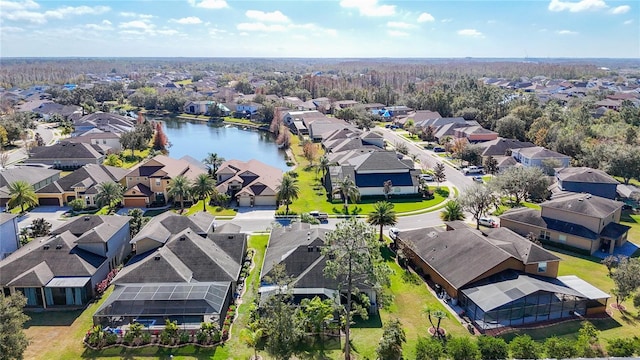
[440,200,465,221]
[318,155,330,183]
[191,173,216,212]
[167,175,192,213]
[367,201,398,242]
[203,153,225,176]
[332,175,360,212]
[276,173,300,215]
[7,180,38,213]
[95,181,124,213]
[240,327,264,360]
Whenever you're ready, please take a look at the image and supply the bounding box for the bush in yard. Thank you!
[68,198,85,212]
[160,319,180,345]
[376,318,406,360]
[415,336,444,360]
[509,335,543,359]
[446,336,480,360]
[544,336,577,359]
[477,335,508,360]
[606,337,636,357]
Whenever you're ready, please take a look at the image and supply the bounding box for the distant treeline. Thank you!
[0,57,629,89]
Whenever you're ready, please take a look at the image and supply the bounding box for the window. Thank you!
[538,262,548,273]
[155,179,161,186]
[102,140,106,144]
[539,230,550,241]
[558,234,567,243]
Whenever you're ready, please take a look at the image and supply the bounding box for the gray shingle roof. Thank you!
[556,167,619,185]
[51,215,131,244]
[478,138,536,157]
[29,141,103,161]
[541,193,623,218]
[37,164,127,195]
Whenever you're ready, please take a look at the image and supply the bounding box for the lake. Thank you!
[159,118,291,172]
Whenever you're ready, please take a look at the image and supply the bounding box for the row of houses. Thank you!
[0,208,611,333]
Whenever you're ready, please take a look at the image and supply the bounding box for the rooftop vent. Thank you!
[84,216,91,221]
[228,235,234,239]
[55,244,62,249]
[43,244,50,250]
[179,236,186,241]
[154,255,161,260]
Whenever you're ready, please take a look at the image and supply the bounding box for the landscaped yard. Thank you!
[183,198,237,217]
[621,211,640,244]
[284,136,448,215]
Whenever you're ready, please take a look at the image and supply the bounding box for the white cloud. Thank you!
[611,5,630,14]
[556,29,579,34]
[157,29,179,36]
[457,28,483,37]
[102,19,112,25]
[417,12,435,22]
[441,18,452,23]
[387,21,415,29]
[119,20,154,31]
[236,22,287,32]
[171,16,202,24]
[0,25,24,32]
[119,12,153,19]
[239,32,249,36]
[0,0,39,11]
[340,0,396,17]
[188,0,228,9]
[548,0,607,12]
[487,20,497,24]
[623,19,633,24]
[85,22,113,31]
[245,10,289,23]
[291,23,338,36]
[1,4,110,23]
[388,30,409,37]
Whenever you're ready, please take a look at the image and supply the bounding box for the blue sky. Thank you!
[1,0,638,58]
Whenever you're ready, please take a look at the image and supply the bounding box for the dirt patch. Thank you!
[611,303,627,311]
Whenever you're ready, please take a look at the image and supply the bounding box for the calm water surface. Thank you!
[160,118,290,172]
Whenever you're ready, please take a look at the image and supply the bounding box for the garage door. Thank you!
[238,196,251,207]
[254,196,276,206]
[124,198,147,207]
[39,198,61,206]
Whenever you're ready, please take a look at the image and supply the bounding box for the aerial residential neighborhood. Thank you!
[1,2,640,359]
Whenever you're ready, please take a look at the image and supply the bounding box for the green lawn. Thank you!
[120,148,151,169]
[285,137,447,215]
[621,212,640,243]
[183,198,237,217]
[400,133,421,142]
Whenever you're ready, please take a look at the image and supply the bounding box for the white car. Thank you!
[472,176,484,183]
[419,174,434,181]
[388,227,400,239]
[478,217,497,228]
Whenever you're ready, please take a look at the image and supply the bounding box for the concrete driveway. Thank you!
[17,206,70,231]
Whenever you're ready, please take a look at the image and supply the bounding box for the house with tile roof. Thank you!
[93,212,246,329]
[553,167,619,200]
[73,112,135,135]
[215,159,282,207]
[0,215,131,309]
[500,193,630,255]
[123,155,207,207]
[396,222,609,332]
[35,164,128,207]
[24,141,106,170]
[67,131,123,152]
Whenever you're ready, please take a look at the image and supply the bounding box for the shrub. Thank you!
[478,336,508,360]
[510,335,543,359]
[415,336,444,360]
[300,212,320,224]
[446,336,479,360]
[68,198,85,212]
[160,319,179,345]
[545,336,577,359]
[606,338,636,357]
[179,331,190,344]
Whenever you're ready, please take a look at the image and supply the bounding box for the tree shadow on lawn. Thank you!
[351,311,383,329]
[295,336,341,360]
[499,317,622,342]
[24,309,83,327]
[81,344,222,359]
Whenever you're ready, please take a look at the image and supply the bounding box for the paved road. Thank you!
[4,123,58,166]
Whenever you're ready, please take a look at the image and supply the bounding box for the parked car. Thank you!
[389,227,400,239]
[463,166,484,175]
[433,147,445,153]
[419,174,434,181]
[622,204,633,211]
[472,176,484,183]
[478,217,497,228]
[309,210,329,222]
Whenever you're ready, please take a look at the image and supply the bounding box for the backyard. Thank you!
[284,135,449,216]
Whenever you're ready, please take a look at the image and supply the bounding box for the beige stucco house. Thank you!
[500,193,630,255]
[215,159,282,207]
